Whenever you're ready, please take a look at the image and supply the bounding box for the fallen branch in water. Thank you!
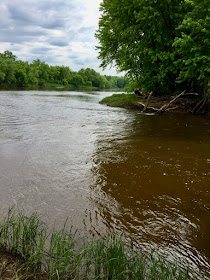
[138,91,186,114]
[138,102,146,108]
[157,90,186,115]
[138,102,160,112]
[166,106,178,111]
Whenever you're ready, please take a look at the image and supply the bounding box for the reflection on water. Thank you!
[0,91,209,277]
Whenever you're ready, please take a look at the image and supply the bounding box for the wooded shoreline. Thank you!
[0,51,128,91]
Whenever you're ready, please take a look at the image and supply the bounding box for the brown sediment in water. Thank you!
[1,90,209,278]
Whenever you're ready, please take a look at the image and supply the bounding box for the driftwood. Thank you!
[157,90,186,115]
[136,90,206,115]
[137,91,186,114]
[138,102,160,112]
[138,102,146,108]
[143,92,153,112]
[165,106,178,111]
[148,106,160,111]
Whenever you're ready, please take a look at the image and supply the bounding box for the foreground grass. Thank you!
[100,93,142,109]
[0,210,203,280]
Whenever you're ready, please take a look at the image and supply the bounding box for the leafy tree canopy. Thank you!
[96,0,209,96]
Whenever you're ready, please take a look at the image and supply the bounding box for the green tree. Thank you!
[28,67,39,85]
[15,61,28,85]
[0,50,17,61]
[59,66,72,85]
[96,0,195,94]
[0,51,127,90]
[70,73,84,86]
[78,68,88,83]
[0,57,6,84]
[30,60,50,86]
[48,66,61,84]
[0,51,17,84]
[39,62,50,86]
[173,0,210,96]
[3,60,16,84]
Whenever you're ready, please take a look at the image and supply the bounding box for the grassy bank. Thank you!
[100,93,142,109]
[0,210,203,279]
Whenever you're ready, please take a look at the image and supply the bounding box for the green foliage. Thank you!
[0,51,17,84]
[15,61,28,85]
[173,0,210,94]
[0,57,6,83]
[70,73,85,86]
[124,80,142,93]
[0,50,17,61]
[96,0,209,96]
[0,50,128,90]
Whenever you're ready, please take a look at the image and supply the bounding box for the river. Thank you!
[0,90,209,277]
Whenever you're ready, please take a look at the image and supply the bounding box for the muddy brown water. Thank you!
[0,91,209,277]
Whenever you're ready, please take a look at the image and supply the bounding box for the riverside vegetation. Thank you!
[96,0,209,113]
[99,93,210,115]
[0,51,128,91]
[0,210,204,280]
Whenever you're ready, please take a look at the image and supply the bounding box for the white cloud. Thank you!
[0,0,120,76]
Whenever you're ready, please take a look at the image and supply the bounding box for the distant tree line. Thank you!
[0,51,128,89]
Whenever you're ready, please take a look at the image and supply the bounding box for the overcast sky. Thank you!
[0,0,119,75]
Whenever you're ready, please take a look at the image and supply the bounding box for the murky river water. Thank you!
[0,91,209,277]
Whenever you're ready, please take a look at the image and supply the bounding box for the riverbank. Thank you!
[100,93,210,114]
[0,210,203,280]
